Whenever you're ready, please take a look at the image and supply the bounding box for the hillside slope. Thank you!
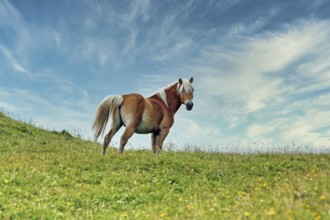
[0,112,329,219]
[0,112,95,152]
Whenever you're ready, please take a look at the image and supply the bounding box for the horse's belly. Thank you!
[135,114,158,134]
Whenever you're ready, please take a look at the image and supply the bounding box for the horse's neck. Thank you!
[165,83,181,113]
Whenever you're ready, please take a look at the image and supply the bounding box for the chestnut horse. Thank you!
[92,77,194,155]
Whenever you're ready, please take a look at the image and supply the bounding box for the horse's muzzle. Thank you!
[186,101,194,111]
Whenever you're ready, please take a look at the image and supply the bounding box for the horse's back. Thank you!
[120,93,165,133]
[122,93,144,104]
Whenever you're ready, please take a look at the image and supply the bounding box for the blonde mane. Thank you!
[154,78,194,108]
[177,79,194,94]
[156,89,169,107]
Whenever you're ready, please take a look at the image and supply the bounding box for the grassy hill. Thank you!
[0,112,329,219]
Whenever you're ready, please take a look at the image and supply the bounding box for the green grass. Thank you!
[0,112,329,219]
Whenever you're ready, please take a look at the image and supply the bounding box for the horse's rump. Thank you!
[92,95,123,141]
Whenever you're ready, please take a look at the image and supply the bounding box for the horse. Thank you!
[92,77,194,155]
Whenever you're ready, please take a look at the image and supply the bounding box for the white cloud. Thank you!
[0,44,30,75]
[178,18,330,149]
[123,28,138,57]
[244,79,330,146]
[247,124,276,138]
[280,110,330,146]
[194,19,330,113]
[122,0,151,24]
[168,114,224,146]
[229,17,267,36]
[153,38,193,61]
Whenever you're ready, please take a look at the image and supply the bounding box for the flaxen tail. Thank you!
[92,95,123,142]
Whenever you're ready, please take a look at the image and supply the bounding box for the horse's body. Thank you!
[92,77,194,154]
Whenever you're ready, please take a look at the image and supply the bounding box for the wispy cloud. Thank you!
[0,0,21,27]
[0,44,30,75]
[122,0,151,24]
[193,19,330,112]
[0,0,58,77]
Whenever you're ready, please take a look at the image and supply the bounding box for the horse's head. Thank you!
[178,77,194,111]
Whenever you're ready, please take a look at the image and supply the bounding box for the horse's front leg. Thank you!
[155,128,169,153]
[151,132,159,154]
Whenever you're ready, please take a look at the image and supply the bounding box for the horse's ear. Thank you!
[178,78,183,85]
[189,77,193,83]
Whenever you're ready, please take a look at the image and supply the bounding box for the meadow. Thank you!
[0,112,329,219]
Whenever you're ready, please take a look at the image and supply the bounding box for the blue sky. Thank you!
[1,0,330,152]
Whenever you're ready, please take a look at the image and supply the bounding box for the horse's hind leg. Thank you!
[102,125,121,155]
[119,126,135,154]
[102,111,122,155]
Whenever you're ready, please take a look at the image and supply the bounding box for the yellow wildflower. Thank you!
[314,214,321,220]
[320,195,326,201]
[268,208,276,216]
[244,212,250,217]
[159,212,165,218]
